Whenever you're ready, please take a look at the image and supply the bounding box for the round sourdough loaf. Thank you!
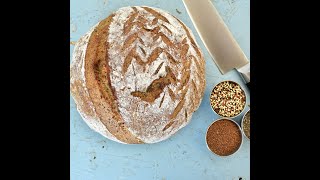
[70,6,206,144]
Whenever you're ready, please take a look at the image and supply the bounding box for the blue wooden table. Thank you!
[70,0,250,179]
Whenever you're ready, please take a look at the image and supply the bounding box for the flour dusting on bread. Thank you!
[70,6,205,144]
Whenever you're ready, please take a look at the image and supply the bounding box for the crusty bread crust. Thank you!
[70,6,205,144]
[70,22,126,143]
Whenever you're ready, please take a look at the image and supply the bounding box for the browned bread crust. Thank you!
[70,6,206,144]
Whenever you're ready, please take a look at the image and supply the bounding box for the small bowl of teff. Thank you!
[205,118,243,157]
[209,80,246,118]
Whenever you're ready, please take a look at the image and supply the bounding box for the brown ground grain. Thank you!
[206,119,242,156]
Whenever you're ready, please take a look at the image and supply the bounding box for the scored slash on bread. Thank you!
[130,66,177,103]
[70,6,206,144]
